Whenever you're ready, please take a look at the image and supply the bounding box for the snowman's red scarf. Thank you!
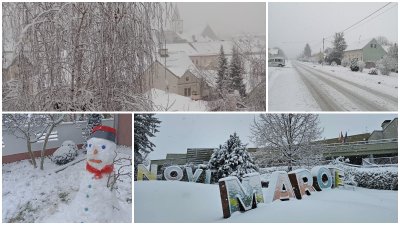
[86,162,114,179]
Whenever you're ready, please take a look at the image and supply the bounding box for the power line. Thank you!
[342,2,391,33]
[344,3,397,34]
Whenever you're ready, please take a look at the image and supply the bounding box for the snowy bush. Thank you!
[377,55,396,75]
[352,170,397,190]
[341,58,350,67]
[350,59,359,71]
[52,141,78,165]
[330,61,337,66]
[208,133,258,182]
[331,161,398,190]
[357,61,366,72]
[368,68,378,75]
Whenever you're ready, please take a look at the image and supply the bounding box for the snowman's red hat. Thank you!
[90,125,116,143]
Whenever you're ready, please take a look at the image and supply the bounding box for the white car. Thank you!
[268,57,286,67]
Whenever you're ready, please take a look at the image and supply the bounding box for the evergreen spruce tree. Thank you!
[229,46,246,97]
[327,32,347,64]
[216,45,229,95]
[209,132,258,181]
[303,43,311,58]
[134,114,161,180]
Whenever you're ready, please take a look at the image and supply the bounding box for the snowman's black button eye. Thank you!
[101,145,106,149]
[88,144,92,148]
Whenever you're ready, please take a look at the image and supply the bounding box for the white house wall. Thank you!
[2,119,114,156]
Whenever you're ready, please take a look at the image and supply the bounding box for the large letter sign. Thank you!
[137,164,157,180]
[264,171,295,202]
[311,166,333,191]
[218,173,264,218]
[288,169,315,199]
[164,166,184,180]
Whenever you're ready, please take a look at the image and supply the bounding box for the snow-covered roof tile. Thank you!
[156,50,195,78]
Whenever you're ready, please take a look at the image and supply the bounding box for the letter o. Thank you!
[164,166,184,181]
[312,166,332,190]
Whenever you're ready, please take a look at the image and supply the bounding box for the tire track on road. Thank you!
[296,62,388,111]
[300,63,398,104]
[293,64,343,111]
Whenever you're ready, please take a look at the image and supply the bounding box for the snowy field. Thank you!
[135,180,397,223]
[2,146,132,223]
[148,88,208,111]
[268,60,398,111]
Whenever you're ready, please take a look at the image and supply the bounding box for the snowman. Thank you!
[45,125,129,222]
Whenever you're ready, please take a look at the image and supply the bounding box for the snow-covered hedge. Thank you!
[52,140,78,165]
[377,55,396,75]
[341,58,350,67]
[357,61,366,72]
[352,169,397,190]
[368,68,378,75]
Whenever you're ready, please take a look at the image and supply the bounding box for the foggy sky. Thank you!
[269,2,398,59]
[177,2,266,39]
[148,114,397,160]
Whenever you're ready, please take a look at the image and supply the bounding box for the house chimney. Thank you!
[381,120,391,130]
[158,48,168,57]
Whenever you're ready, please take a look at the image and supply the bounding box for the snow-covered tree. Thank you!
[39,114,64,169]
[377,55,396,75]
[229,46,246,97]
[388,43,398,59]
[303,43,311,58]
[327,32,347,64]
[2,2,171,111]
[250,114,322,171]
[134,114,161,180]
[2,114,64,169]
[375,36,391,46]
[209,132,258,181]
[216,45,230,95]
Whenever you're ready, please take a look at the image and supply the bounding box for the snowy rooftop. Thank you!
[190,41,234,56]
[346,38,377,51]
[156,50,196,77]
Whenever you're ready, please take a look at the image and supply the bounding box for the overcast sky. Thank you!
[177,2,266,39]
[269,2,398,59]
[148,113,397,160]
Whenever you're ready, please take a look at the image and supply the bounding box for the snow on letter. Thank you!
[137,164,157,181]
[327,166,344,188]
[311,166,333,191]
[164,165,184,181]
[218,173,264,218]
[185,167,211,184]
[264,171,295,202]
[288,169,315,200]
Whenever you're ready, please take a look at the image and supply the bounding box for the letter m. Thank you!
[218,173,264,218]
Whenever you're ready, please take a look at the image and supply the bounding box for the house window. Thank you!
[184,88,191,96]
[186,77,189,81]
[370,44,373,48]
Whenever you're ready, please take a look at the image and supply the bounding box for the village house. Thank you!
[343,38,388,68]
[143,46,215,100]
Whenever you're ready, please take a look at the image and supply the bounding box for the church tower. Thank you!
[171,4,183,34]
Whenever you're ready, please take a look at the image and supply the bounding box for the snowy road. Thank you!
[269,60,398,111]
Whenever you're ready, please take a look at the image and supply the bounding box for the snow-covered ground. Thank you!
[269,60,320,111]
[135,180,397,223]
[2,146,132,223]
[148,88,208,111]
[268,60,398,111]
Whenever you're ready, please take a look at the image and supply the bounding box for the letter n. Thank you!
[137,164,157,181]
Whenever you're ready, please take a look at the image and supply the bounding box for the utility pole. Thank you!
[322,37,325,66]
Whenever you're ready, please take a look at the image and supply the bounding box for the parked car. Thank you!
[268,57,286,67]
